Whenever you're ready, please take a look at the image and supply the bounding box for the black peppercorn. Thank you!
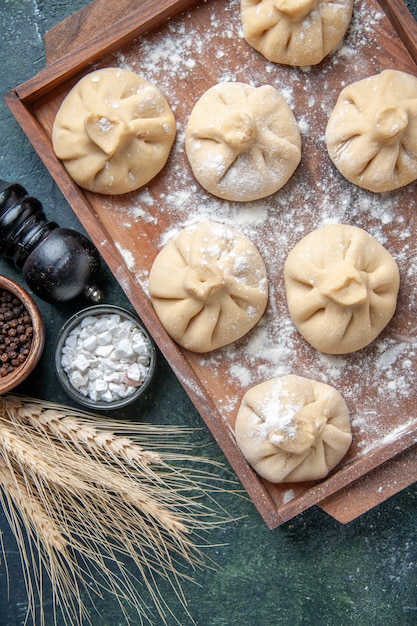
[0,288,33,376]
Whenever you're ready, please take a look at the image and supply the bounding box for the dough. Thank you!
[148,222,268,352]
[325,69,417,192]
[185,82,301,201]
[284,224,400,354]
[234,375,352,483]
[240,0,353,66]
[52,67,176,195]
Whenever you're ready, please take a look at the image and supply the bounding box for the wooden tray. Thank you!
[6,0,417,529]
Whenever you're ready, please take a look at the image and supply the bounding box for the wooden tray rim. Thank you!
[5,0,417,529]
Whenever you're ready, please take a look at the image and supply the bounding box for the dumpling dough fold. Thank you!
[234,375,352,483]
[148,222,268,352]
[52,67,176,195]
[185,82,301,201]
[240,0,353,66]
[325,69,417,192]
[284,224,400,354]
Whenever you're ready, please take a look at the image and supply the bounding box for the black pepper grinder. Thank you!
[0,180,103,303]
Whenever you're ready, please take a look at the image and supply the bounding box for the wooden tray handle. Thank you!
[319,444,417,523]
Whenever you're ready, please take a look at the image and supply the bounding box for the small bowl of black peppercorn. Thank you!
[0,275,45,394]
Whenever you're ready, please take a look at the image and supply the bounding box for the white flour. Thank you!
[100,0,417,466]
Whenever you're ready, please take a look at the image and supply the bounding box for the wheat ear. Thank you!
[14,399,161,467]
[0,394,235,626]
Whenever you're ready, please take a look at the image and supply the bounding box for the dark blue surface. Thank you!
[1,1,417,625]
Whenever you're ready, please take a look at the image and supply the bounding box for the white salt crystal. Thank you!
[126,362,142,383]
[82,335,97,351]
[60,353,73,369]
[94,344,114,358]
[94,379,107,393]
[101,389,116,402]
[73,354,91,373]
[80,315,97,328]
[68,370,86,389]
[96,330,113,345]
[113,338,134,358]
[64,334,78,348]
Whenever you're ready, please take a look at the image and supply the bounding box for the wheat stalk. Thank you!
[0,394,235,626]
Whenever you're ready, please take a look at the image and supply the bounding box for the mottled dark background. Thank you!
[1,1,417,625]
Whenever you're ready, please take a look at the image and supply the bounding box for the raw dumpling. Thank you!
[284,224,400,354]
[185,82,301,201]
[148,222,268,352]
[234,375,352,483]
[240,0,353,66]
[325,69,417,192]
[52,67,176,195]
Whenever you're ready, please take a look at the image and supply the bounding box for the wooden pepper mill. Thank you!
[0,180,103,303]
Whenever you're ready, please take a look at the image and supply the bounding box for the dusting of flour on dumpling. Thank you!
[240,0,354,67]
[52,67,176,195]
[148,221,268,352]
[234,374,352,482]
[185,82,301,201]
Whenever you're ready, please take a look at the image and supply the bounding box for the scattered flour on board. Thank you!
[115,242,135,272]
[104,0,417,458]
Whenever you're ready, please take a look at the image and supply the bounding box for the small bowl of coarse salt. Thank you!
[54,304,156,410]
